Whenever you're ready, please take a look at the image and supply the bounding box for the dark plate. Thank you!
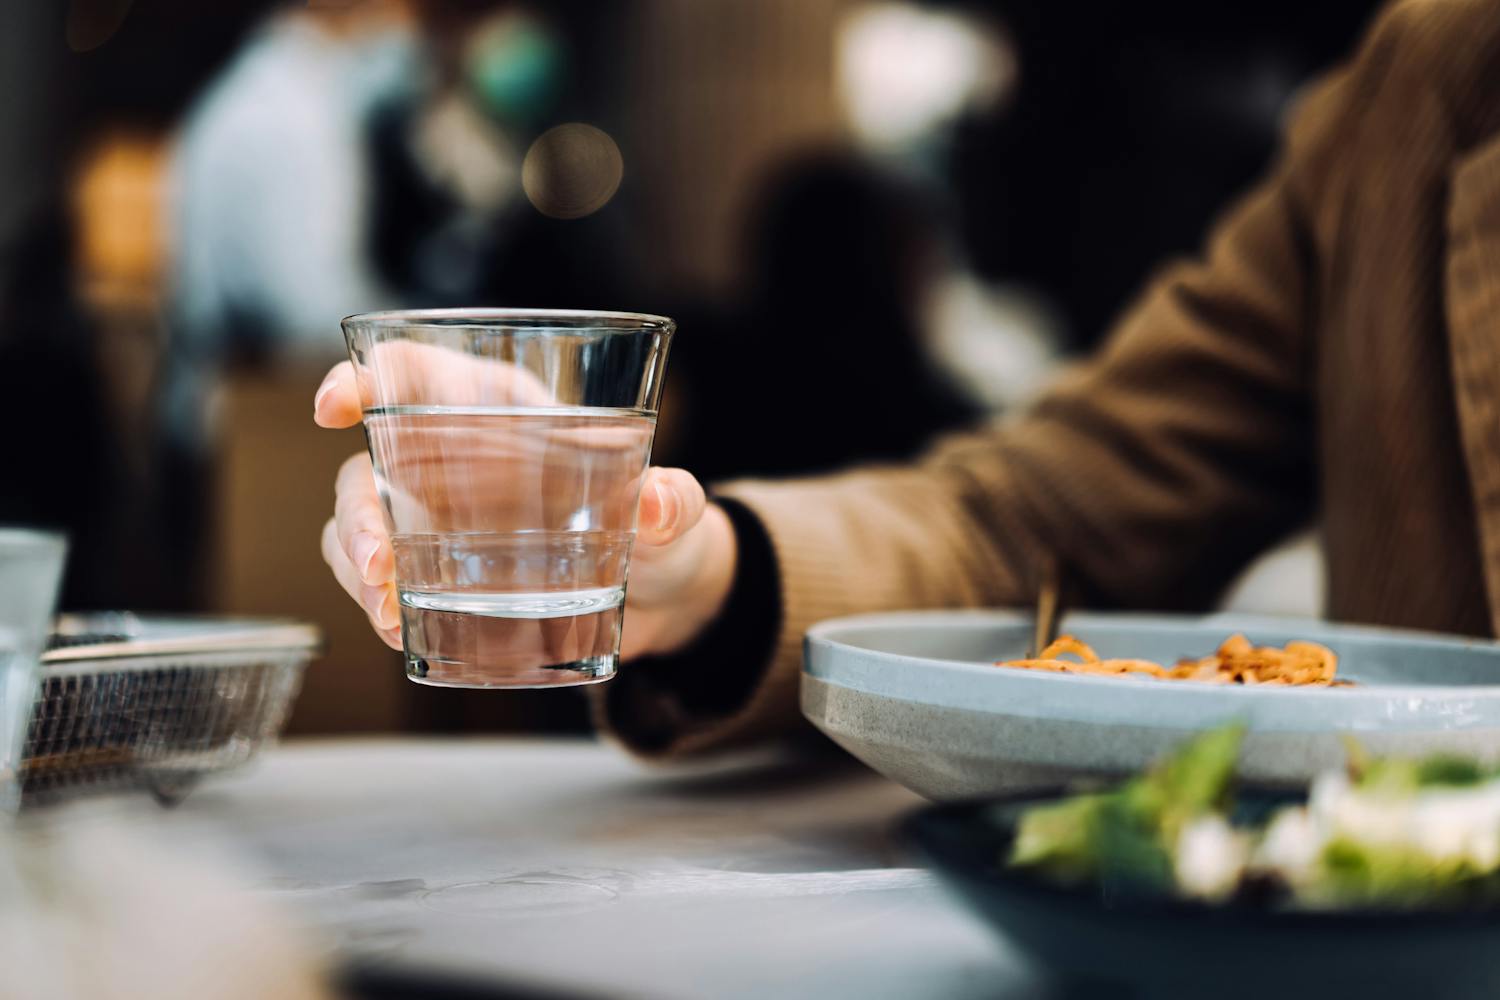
[335,962,611,1000]
[904,794,1500,1000]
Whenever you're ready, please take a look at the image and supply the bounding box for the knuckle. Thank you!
[675,469,703,503]
[319,519,340,566]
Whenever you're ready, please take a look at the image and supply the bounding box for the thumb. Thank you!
[635,467,706,547]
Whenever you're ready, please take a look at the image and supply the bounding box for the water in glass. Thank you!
[364,404,654,687]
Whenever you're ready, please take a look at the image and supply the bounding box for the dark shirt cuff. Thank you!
[600,496,782,751]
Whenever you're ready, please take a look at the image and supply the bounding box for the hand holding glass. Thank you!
[336,310,674,688]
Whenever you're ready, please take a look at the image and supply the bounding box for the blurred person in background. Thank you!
[164,0,630,442]
[663,152,986,482]
[167,2,511,425]
[169,1,418,365]
[167,0,627,356]
[320,0,1500,754]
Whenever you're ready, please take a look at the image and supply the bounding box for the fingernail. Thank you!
[313,377,337,414]
[352,531,382,582]
[653,481,676,533]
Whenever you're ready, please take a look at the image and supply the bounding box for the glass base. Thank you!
[406,653,615,689]
[398,602,621,689]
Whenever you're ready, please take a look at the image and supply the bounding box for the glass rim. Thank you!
[0,527,66,551]
[341,307,675,334]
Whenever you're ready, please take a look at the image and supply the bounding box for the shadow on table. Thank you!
[620,744,882,801]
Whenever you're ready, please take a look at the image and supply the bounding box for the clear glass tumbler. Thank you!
[0,529,66,813]
[342,309,674,689]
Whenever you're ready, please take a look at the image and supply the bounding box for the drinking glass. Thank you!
[0,530,66,813]
[341,309,674,688]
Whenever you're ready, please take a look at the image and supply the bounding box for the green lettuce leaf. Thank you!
[1305,837,1500,909]
[1008,793,1108,884]
[1355,754,1490,794]
[1008,724,1245,894]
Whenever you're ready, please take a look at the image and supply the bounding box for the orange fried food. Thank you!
[997,633,1344,687]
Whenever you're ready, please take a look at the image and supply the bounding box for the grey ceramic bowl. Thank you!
[802,610,1500,800]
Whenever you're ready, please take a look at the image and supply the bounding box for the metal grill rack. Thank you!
[22,613,320,807]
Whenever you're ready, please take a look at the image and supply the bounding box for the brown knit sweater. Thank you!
[602,0,1500,756]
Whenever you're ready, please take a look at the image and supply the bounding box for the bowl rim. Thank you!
[803,610,1500,722]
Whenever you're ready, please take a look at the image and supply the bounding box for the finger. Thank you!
[321,516,363,603]
[322,517,401,629]
[636,467,707,548]
[318,346,559,423]
[313,361,363,428]
[362,583,400,631]
[364,341,558,408]
[334,453,395,585]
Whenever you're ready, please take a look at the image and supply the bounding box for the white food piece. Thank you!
[1175,814,1250,901]
[1254,806,1325,886]
[1407,785,1500,869]
[1321,779,1500,867]
[1245,770,1500,896]
[1307,770,1351,822]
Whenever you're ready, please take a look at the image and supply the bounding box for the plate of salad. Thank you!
[905,726,1500,999]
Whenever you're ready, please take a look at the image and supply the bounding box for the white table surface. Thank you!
[35,738,1041,1000]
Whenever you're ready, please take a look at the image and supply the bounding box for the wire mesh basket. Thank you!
[22,613,321,807]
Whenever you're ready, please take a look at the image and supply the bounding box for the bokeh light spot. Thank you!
[521,123,623,220]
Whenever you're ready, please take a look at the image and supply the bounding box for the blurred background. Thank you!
[0,0,1381,737]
